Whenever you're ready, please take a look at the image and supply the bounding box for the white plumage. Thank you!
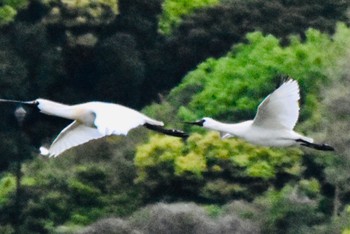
[187,79,334,151]
[0,98,187,157]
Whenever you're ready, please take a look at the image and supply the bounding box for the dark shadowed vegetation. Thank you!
[1,0,350,233]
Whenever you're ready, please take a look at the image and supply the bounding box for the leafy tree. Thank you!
[138,25,350,205]
[161,0,350,88]
[0,0,28,25]
[0,133,148,232]
[159,0,219,34]
[319,51,350,226]
[135,132,303,202]
[163,25,350,127]
[254,185,325,234]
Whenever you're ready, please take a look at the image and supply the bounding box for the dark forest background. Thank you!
[0,0,350,233]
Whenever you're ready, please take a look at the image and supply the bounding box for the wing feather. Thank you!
[46,102,163,156]
[252,79,300,130]
[93,103,163,136]
[48,121,103,157]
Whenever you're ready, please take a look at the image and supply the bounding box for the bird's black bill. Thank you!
[0,99,38,106]
[144,123,189,139]
[184,120,205,126]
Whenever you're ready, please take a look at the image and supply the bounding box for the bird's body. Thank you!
[37,99,164,135]
[202,119,312,147]
[187,79,334,151]
[0,98,188,156]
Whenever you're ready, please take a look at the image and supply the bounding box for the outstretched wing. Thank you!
[93,103,163,136]
[48,121,103,157]
[252,79,300,130]
[46,102,166,156]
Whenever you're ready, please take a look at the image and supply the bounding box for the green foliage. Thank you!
[135,132,303,201]
[255,185,324,234]
[0,0,28,25]
[161,0,350,90]
[133,25,350,231]
[0,225,14,234]
[154,24,350,150]
[0,174,15,206]
[135,135,184,184]
[1,0,350,232]
[0,137,145,232]
[0,5,16,25]
[298,178,321,199]
[317,42,350,225]
[159,0,218,34]
[170,28,346,125]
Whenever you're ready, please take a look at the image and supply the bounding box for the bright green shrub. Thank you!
[135,132,303,201]
[0,5,16,25]
[0,174,16,206]
[0,0,28,25]
[159,0,219,34]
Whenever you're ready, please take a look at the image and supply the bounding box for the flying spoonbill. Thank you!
[0,98,188,156]
[186,79,334,151]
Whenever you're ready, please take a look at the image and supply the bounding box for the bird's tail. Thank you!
[296,138,335,151]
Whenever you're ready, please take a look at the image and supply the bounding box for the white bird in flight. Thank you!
[186,79,334,151]
[0,98,188,157]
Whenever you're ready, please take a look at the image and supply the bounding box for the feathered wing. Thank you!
[48,121,103,157]
[253,79,300,130]
[220,132,234,139]
[93,103,163,136]
[46,102,164,156]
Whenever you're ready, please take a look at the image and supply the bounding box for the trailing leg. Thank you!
[296,139,335,151]
[143,123,189,139]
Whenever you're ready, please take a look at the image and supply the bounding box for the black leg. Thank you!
[296,139,335,151]
[143,123,189,139]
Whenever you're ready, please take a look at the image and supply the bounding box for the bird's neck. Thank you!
[205,120,251,137]
[37,99,77,120]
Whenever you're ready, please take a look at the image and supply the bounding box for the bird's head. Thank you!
[184,117,213,128]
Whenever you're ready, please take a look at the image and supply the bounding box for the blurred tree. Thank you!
[135,132,303,202]
[254,185,325,234]
[159,0,219,34]
[322,57,350,219]
[162,26,350,129]
[138,25,350,206]
[160,0,350,89]
[93,33,145,106]
[0,0,29,25]
[1,0,350,232]
[0,135,145,232]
